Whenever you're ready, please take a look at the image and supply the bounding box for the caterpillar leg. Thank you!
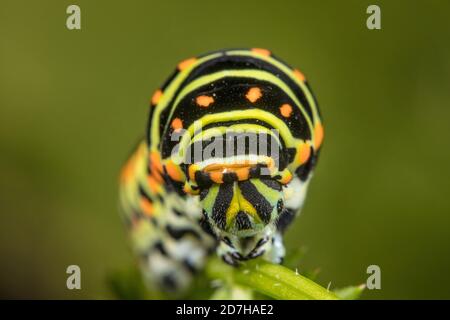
[139,234,211,293]
[216,226,281,265]
[263,232,286,264]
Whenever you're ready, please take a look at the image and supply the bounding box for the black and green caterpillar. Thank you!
[119,48,324,293]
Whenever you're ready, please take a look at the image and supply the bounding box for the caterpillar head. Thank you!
[170,125,295,261]
[199,177,284,238]
[176,133,294,259]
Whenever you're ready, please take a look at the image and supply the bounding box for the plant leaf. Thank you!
[334,284,366,300]
[206,258,339,300]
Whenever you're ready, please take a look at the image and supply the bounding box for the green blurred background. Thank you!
[1,0,450,299]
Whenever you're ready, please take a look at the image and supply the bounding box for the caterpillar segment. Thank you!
[119,48,323,293]
[119,142,216,292]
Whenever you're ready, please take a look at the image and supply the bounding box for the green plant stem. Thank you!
[206,258,338,300]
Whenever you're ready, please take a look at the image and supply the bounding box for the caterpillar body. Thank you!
[119,48,324,293]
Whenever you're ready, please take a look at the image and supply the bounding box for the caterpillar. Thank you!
[119,48,324,294]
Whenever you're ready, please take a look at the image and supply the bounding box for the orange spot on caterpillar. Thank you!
[251,48,271,56]
[235,167,250,181]
[171,118,183,132]
[140,198,154,217]
[210,171,223,184]
[293,69,306,82]
[177,57,197,71]
[165,161,184,182]
[120,154,136,182]
[298,143,311,164]
[314,123,324,149]
[195,95,214,108]
[151,89,163,105]
[279,103,293,118]
[246,87,262,103]
[279,171,293,184]
[183,183,191,194]
[149,152,163,173]
[149,152,163,183]
[188,165,198,181]
[147,175,161,193]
